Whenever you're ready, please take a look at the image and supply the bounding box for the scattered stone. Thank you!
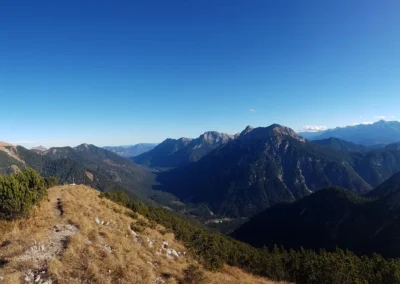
[147,261,156,268]
[24,269,53,284]
[95,217,101,225]
[162,241,168,248]
[171,249,179,257]
[130,228,138,237]
[146,236,154,248]
[17,224,78,263]
[129,228,141,243]
[154,276,166,284]
[99,235,113,253]
[24,270,34,282]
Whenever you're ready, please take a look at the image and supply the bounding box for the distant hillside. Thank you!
[0,142,178,207]
[156,124,372,217]
[312,137,369,152]
[0,142,26,173]
[349,143,400,187]
[366,170,400,198]
[232,176,400,258]
[103,143,158,157]
[133,131,234,167]
[300,120,400,145]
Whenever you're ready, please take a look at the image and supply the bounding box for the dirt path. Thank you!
[15,194,79,284]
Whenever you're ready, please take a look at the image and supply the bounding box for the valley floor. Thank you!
[0,185,282,284]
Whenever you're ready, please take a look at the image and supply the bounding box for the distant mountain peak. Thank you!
[75,143,92,150]
[239,125,254,136]
[32,145,48,152]
[199,131,233,143]
[240,124,305,142]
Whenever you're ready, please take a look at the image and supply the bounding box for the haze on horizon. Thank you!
[1,1,399,148]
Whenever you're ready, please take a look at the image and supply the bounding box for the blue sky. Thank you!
[1,0,400,148]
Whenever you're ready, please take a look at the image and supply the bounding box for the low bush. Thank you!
[180,264,205,284]
[0,168,48,219]
[44,176,59,188]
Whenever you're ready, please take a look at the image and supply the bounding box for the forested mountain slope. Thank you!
[233,173,400,258]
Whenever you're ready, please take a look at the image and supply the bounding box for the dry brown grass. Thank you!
[0,185,282,283]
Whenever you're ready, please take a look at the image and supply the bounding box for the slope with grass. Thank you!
[0,185,279,284]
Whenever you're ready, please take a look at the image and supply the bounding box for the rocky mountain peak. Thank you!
[32,145,48,152]
[199,131,233,144]
[239,125,254,136]
[74,143,92,151]
[239,124,305,142]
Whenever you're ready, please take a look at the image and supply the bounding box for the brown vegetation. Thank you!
[0,185,281,283]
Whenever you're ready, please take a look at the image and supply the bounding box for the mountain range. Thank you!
[232,171,400,258]
[299,120,400,145]
[103,143,158,157]
[133,131,235,168]
[2,121,400,222]
[155,124,400,217]
[0,142,178,207]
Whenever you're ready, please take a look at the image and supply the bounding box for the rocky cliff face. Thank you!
[133,131,235,167]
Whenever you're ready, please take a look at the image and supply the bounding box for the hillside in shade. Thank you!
[103,143,158,157]
[232,171,400,258]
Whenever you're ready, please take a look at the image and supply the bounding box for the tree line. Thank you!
[102,190,400,284]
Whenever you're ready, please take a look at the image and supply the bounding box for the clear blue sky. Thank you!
[1,0,399,148]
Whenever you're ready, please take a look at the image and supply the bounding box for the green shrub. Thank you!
[0,168,47,219]
[180,264,205,284]
[125,211,138,219]
[130,221,145,233]
[44,176,59,188]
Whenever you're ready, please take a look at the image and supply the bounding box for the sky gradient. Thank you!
[1,0,400,148]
